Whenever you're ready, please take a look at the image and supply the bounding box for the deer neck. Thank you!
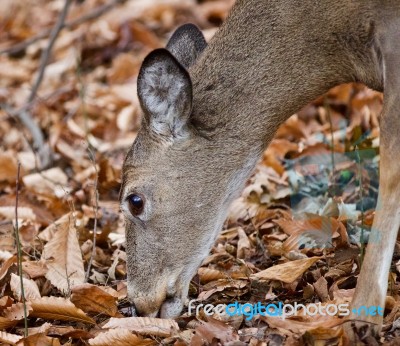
[189,0,380,150]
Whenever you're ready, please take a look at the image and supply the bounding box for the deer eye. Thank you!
[128,194,144,216]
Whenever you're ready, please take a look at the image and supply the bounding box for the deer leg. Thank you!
[344,31,400,344]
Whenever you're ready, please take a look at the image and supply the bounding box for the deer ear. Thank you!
[166,23,207,68]
[137,48,192,139]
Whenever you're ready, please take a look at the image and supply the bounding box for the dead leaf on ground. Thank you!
[0,331,23,345]
[22,167,70,198]
[88,328,155,346]
[0,302,33,330]
[0,152,18,183]
[16,333,62,346]
[103,317,179,337]
[30,296,95,324]
[191,317,239,344]
[251,257,321,283]
[10,273,41,301]
[41,213,85,293]
[71,283,118,317]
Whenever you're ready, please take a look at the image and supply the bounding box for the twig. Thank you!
[19,0,73,168]
[14,162,28,337]
[28,0,73,104]
[3,0,73,169]
[324,96,335,174]
[0,0,127,56]
[355,146,366,266]
[85,147,99,281]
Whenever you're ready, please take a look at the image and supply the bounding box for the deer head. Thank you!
[120,24,251,318]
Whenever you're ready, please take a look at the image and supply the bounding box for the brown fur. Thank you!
[121,1,400,342]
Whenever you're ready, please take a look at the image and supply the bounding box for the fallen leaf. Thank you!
[71,283,118,316]
[251,257,321,283]
[0,206,36,221]
[103,317,179,337]
[237,227,251,259]
[0,151,18,183]
[17,333,61,346]
[30,296,95,324]
[22,167,71,198]
[0,302,32,330]
[89,328,155,346]
[41,213,85,293]
[0,331,23,345]
[10,273,41,301]
[262,314,342,335]
[191,317,239,344]
[22,260,48,279]
[198,267,226,284]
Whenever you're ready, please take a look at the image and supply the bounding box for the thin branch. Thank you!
[0,0,127,56]
[85,147,99,281]
[14,162,28,337]
[355,146,366,266]
[6,0,73,169]
[324,96,335,174]
[28,0,74,104]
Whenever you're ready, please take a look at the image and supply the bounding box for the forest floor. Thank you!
[0,0,399,345]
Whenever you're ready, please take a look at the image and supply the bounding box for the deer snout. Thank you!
[130,292,165,318]
[128,278,184,318]
[131,295,184,319]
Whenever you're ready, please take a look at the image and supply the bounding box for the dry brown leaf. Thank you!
[18,221,39,245]
[38,212,74,242]
[263,139,298,175]
[22,260,48,279]
[22,167,70,198]
[279,215,349,252]
[30,296,95,324]
[0,296,13,310]
[10,273,41,301]
[0,206,36,221]
[41,213,85,293]
[262,314,342,335]
[302,326,344,345]
[0,302,33,330]
[24,321,52,335]
[16,333,62,346]
[0,151,18,183]
[0,316,18,330]
[0,255,16,280]
[191,317,239,344]
[71,283,118,316]
[89,328,155,346]
[197,267,226,284]
[236,227,251,259]
[251,257,321,283]
[103,317,179,337]
[0,331,23,345]
[313,276,329,302]
[198,279,248,301]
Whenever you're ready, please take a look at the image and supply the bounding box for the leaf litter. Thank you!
[0,0,397,345]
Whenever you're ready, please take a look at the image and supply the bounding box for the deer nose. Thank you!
[131,295,184,319]
[132,296,163,318]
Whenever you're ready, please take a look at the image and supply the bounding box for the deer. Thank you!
[119,0,400,343]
